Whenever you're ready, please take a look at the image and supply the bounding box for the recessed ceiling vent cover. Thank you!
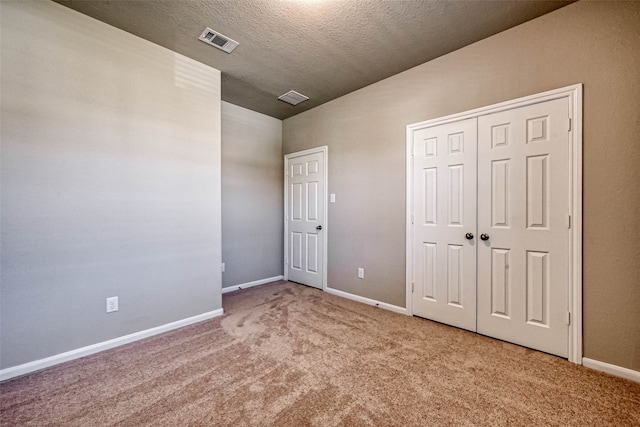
[198,27,239,53]
[278,90,309,106]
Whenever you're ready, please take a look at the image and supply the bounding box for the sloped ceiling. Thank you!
[54,0,573,120]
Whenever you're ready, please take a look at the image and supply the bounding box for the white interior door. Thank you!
[411,118,477,332]
[285,149,325,289]
[409,96,572,358]
[477,98,570,357]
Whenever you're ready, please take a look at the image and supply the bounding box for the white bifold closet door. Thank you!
[411,97,570,358]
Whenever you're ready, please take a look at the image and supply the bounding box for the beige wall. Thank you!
[221,102,283,288]
[1,1,222,368]
[283,1,640,371]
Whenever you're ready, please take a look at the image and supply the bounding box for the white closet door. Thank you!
[477,98,570,357]
[411,118,477,332]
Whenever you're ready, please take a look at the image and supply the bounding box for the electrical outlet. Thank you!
[106,296,119,313]
[221,262,225,273]
[358,268,365,279]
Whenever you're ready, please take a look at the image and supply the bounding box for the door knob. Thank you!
[465,232,474,240]
[480,233,490,241]
[316,225,323,230]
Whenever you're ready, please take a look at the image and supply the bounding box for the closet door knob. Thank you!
[465,233,474,240]
[480,233,490,241]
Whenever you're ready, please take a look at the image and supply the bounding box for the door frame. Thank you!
[284,146,329,290]
[405,84,583,364]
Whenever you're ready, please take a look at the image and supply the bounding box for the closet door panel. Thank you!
[411,118,477,332]
[477,98,570,358]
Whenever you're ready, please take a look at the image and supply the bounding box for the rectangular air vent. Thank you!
[278,90,309,106]
[199,27,239,53]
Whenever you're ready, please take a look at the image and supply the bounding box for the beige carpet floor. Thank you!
[1,280,639,426]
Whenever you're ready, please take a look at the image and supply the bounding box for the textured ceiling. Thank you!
[54,0,573,120]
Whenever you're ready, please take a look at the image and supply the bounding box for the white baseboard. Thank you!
[325,286,408,315]
[582,357,640,383]
[0,308,224,382]
[221,275,284,294]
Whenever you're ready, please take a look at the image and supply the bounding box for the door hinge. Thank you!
[411,214,414,224]
[568,214,571,229]
[567,118,572,131]
[566,311,571,325]
[411,282,415,293]
[411,142,415,157]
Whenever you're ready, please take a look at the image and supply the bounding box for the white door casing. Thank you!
[477,97,570,357]
[406,85,582,362]
[411,118,477,332]
[284,147,327,289]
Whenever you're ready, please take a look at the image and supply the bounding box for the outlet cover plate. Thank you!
[106,296,119,313]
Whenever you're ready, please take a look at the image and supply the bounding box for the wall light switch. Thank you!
[330,193,336,203]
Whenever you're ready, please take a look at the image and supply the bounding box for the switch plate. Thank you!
[330,193,336,203]
[357,268,364,279]
[222,262,225,272]
[106,296,119,313]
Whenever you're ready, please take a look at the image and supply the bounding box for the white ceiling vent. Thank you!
[198,27,239,53]
[278,90,309,106]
